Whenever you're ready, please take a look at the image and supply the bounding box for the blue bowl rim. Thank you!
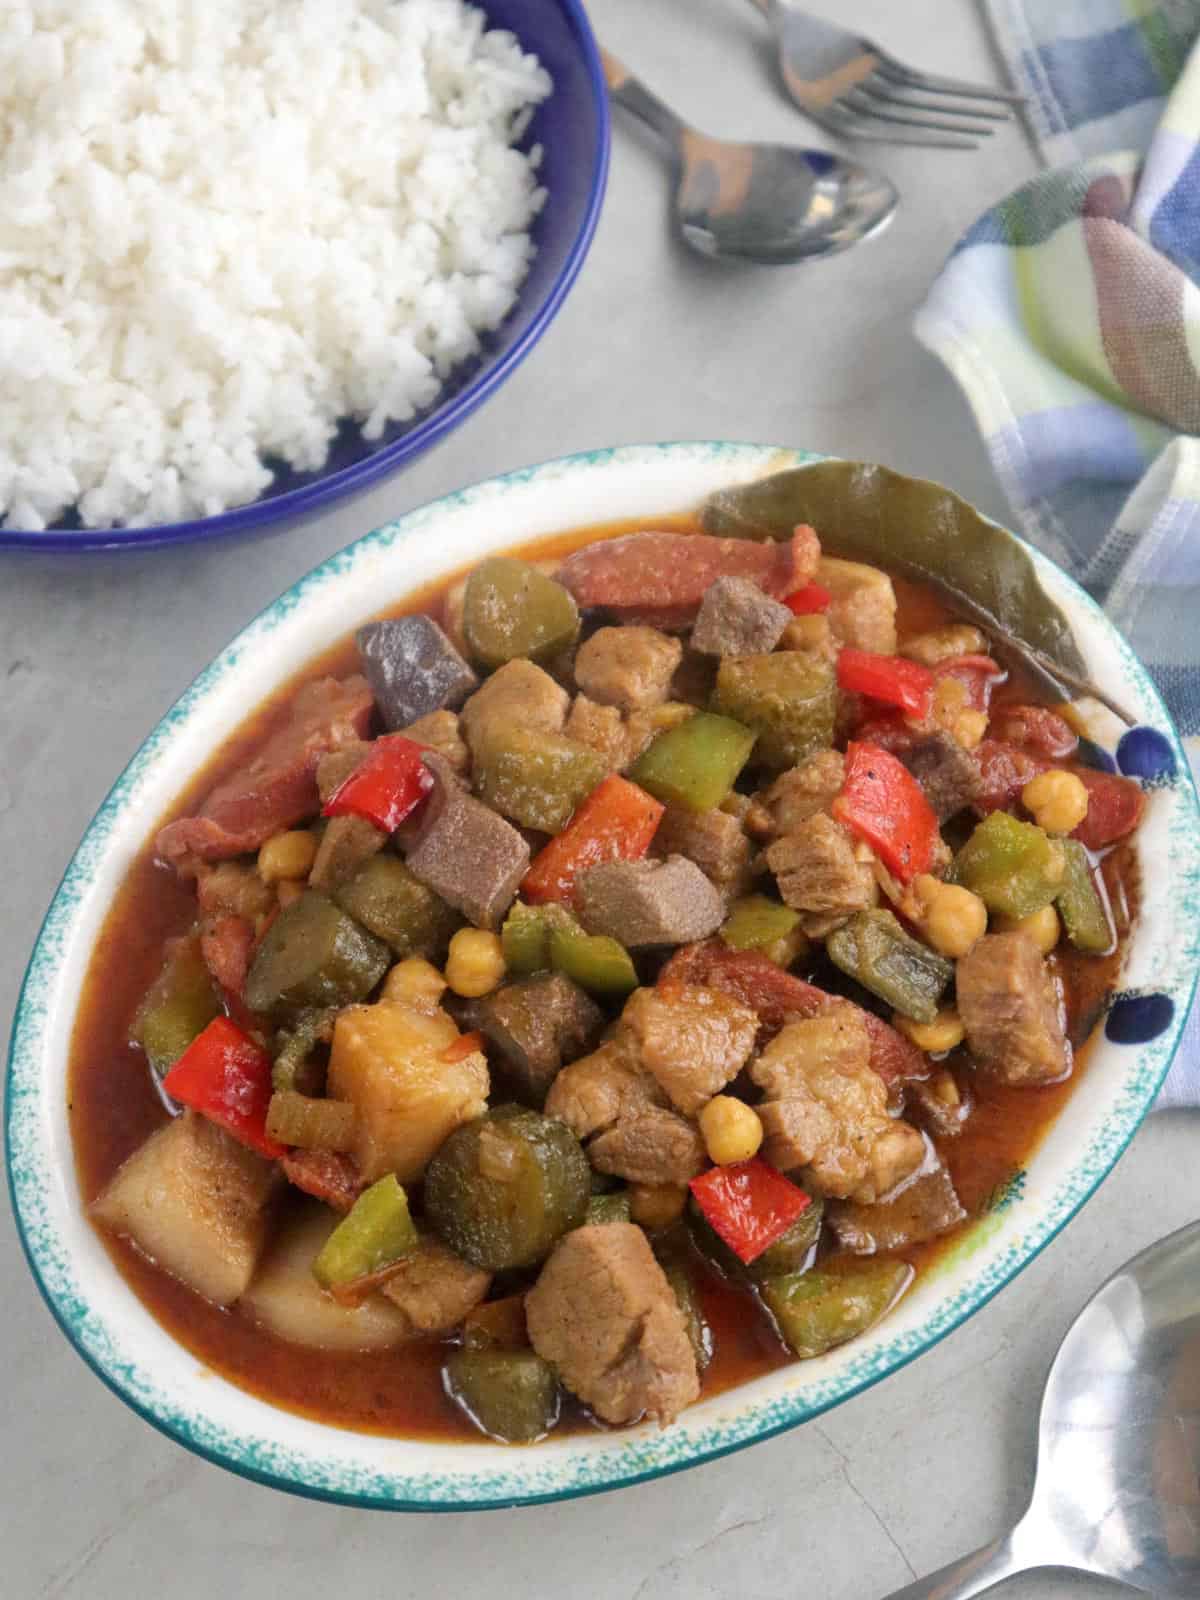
[7,440,1200,1512]
[0,0,611,555]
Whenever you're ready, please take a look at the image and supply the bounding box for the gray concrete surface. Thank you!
[3,2,1195,1596]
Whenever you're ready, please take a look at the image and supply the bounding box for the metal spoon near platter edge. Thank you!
[600,46,898,264]
[881,1219,1200,1597]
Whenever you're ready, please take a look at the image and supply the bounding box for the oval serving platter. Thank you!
[8,442,1200,1509]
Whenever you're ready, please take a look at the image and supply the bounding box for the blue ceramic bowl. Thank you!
[1,0,609,553]
[8,444,1200,1510]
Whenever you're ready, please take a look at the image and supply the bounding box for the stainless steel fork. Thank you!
[744,1,1024,149]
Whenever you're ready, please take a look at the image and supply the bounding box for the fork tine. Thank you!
[877,57,1027,106]
[820,106,979,151]
[842,89,993,140]
[860,74,1011,124]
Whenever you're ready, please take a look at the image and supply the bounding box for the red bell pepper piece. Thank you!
[784,582,832,616]
[162,1016,284,1159]
[833,740,938,883]
[522,775,665,905]
[323,735,433,833]
[933,654,1005,713]
[837,649,935,719]
[1072,770,1146,851]
[690,1158,812,1265]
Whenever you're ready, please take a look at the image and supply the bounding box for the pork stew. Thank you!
[72,516,1144,1444]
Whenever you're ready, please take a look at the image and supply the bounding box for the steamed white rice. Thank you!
[0,0,551,531]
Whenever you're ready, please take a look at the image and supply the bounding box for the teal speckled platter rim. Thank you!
[7,441,1200,1512]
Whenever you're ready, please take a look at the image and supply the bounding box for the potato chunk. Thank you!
[91,1111,280,1306]
[327,999,489,1183]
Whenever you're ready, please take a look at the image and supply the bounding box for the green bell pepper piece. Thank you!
[444,1348,561,1443]
[311,1174,418,1288]
[463,557,580,671]
[1056,839,1114,954]
[586,1190,633,1226]
[720,895,803,964]
[955,811,1066,920]
[712,651,837,770]
[663,1258,713,1374]
[244,891,389,1019]
[473,726,608,833]
[335,855,460,958]
[271,1007,336,1094]
[627,712,756,812]
[761,1260,912,1359]
[826,909,953,1024]
[130,935,220,1075]
[548,925,639,998]
[500,902,577,976]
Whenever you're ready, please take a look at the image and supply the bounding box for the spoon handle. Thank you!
[879,1530,1036,1600]
[598,47,689,154]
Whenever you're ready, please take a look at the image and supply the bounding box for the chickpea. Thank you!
[912,874,988,959]
[1022,769,1089,835]
[996,903,1061,955]
[894,1007,966,1053]
[699,1095,764,1167]
[628,1183,688,1230]
[953,709,988,751]
[257,829,317,883]
[444,928,506,999]
[382,956,447,1009]
[899,624,987,667]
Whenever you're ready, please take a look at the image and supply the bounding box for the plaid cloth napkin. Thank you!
[914,0,1200,1108]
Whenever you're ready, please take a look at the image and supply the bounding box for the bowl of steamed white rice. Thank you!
[0,0,609,550]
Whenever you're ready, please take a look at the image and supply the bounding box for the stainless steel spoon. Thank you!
[883,1219,1200,1597]
[600,47,897,264]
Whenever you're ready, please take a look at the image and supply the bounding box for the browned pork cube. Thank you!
[956,932,1071,1085]
[621,983,757,1114]
[526,1224,700,1425]
[690,576,792,657]
[379,1237,492,1335]
[653,804,752,901]
[544,1034,666,1139]
[576,855,724,948]
[401,709,470,776]
[574,626,682,712]
[459,659,568,755]
[588,1106,707,1186]
[765,812,875,926]
[91,1111,281,1306]
[564,694,627,773]
[476,973,605,1104]
[403,754,530,930]
[817,557,897,653]
[760,750,846,838]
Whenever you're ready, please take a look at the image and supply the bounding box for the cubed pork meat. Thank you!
[157,676,374,866]
[402,754,530,930]
[588,1107,706,1186]
[909,1070,974,1140]
[526,1223,700,1425]
[564,694,627,773]
[817,558,897,654]
[279,1148,365,1213]
[765,812,875,933]
[759,751,846,839]
[828,1159,966,1254]
[91,1111,281,1305]
[690,576,792,657]
[898,732,980,822]
[574,626,683,712]
[750,1005,926,1202]
[196,861,276,922]
[652,804,752,901]
[459,660,568,756]
[956,932,1071,1085]
[621,983,758,1115]
[660,941,927,1085]
[401,709,470,776]
[476,973,606,1104]
[576,855,724,948]
[378,1237,492,1334]
[200,915,254,998]
[356,617,479,732]
[544,1034,666,1140]
[309,813,387,891]
[557,526,819,631]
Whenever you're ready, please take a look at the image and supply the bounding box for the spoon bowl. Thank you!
[602,47,898,264]
[887,1220,1200,1598]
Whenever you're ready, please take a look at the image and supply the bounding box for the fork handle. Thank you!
[598,46,689,153]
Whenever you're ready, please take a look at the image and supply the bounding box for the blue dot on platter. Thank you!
[1106,992,1175,1044]
[1116,726,1176,781]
